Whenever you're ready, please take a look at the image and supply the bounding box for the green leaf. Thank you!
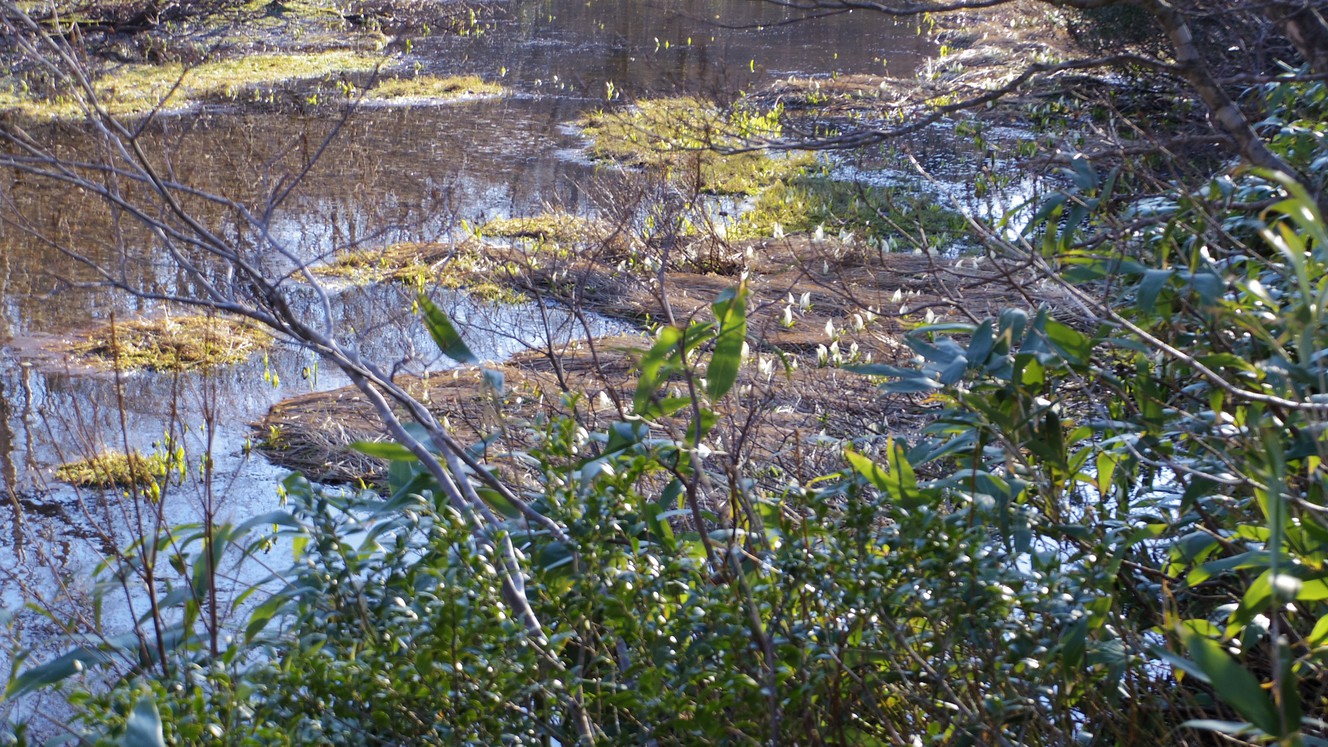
[6,646,103,698]
[1023,193,1066,236]
[707,285,747,401]
[1297,576,1328,601]
[657,477,684,511]
[1042,318,1093,366]
[233,510,301,539]
[1308,614,1328,647]
[1183,629,1281,737]
[477,486,522,520]
[1136,269,1174,315]
[349,441,419,461]
[634,326,683,414]
[1068,156,1097,190]
[687,408,717,442]
[418,294,479,364]
[845,442,923,509]
[637,396,693,420]
[965,319,996,365]
[245,593,290,642]
[1060,618,1087,669]
[603,421,648,458]
[123,695,166,747]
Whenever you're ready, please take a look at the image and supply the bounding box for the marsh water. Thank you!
[0,0,944,648]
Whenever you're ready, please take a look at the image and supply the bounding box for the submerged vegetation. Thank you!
[66,315,270,372]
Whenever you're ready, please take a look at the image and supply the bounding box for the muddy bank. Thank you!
[257,229,1076,488]
[431,231,1070,353]
[254,331,933,490]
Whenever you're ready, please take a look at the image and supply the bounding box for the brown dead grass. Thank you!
[64,314,270,372]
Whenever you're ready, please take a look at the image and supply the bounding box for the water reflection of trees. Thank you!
[1,98,600,337]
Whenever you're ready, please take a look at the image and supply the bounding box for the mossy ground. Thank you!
[317,242,527,304]
[731,175,970,247]
[67,315,271,372]
[364,75,502,102]
[480,213,613,246]
[0,50,383,121]
[55,449,178,489]
[578,97,814,195]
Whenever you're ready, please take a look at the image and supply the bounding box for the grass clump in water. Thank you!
[318,242,527,304]
[69,315,271,372]
[578,97,813,195]
[317,242,454,284]
[55,449,179,490]
[1,50,382,120]
[364,75,503,102]
[479,213,613,245]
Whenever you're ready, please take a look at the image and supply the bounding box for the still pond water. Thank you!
[0,0,935,623]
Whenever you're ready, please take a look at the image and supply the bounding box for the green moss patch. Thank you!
[68,315,271,372]
[318,241,455,284]
[317,241,527,304]
[364,74,503,102]
[1,50,382,121]
[479,213,615,244]
[578,97,814,195]
[55,449,178,489]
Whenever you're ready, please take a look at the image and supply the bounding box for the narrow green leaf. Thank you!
[349,441,419,461]
[1308,614,1328,647]
[418,294,479,364]
[477,486,522,520]
[123,695,167,747]
[845,448,891,494]
[634,326,683,414]
[965,319,996,365]
[245,594,290,642]
[1184,630,1281,737]
[706,285,747,401]
[1042,318,1093,366]
[6,647,102,698]
[1136,269,1174,315]
[637,396,693,420]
